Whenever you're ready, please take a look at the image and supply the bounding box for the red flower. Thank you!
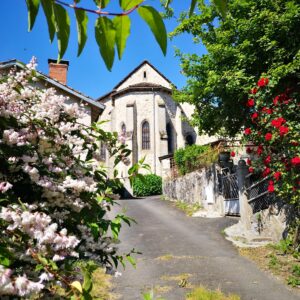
[273,172,281,181]
[230,151,235,157]
[257,145,263,156]
[251,112,259,120]
[273,95,280,105]
[247,98,255,107]
[268,182,275,193]
[246,147,253,154]
[262,107,272,114]
[291,141,299,146]
[265,133,272,141]
[250,87,258,94]
[263,167,271,177]
[249,167,254,173]
[264,155,271,165]
[271,117,286,128]
[291,157,300,166]
[257,77,269,87]
[247,158,252,166]
[244,128,252,135]
[279,126,289,136]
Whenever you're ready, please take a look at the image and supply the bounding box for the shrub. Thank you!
[0,59,145,298]
[133,174,162,197]
[174,144,218,175]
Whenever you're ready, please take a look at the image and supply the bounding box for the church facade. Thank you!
[96,61,218,178]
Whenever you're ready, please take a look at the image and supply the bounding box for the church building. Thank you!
[96,61,218,178]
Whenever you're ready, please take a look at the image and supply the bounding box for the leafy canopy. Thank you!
[172,0,300,137]
[25,0,228,71]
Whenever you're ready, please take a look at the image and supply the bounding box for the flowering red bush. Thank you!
[243,75,300,205]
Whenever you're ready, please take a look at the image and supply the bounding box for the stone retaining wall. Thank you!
[162,165,224,214]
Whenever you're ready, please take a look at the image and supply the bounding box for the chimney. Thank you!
[48,59,69,85]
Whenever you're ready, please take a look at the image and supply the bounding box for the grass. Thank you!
[239,244,300,288]
[186,286,240,300]
[90,268,119,300]
[161,196,202,216]
[174,201,202,216]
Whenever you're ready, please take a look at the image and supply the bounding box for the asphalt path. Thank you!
[111,196,299,300]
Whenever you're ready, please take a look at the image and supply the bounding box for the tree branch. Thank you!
[55,0,142,16]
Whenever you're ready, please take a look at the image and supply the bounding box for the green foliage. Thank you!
[172,0,300,136]
[75,9,88,57]
[137,6,167,55]
[133,174,162,197]
[174,144,217,175]
[25,0,167,69]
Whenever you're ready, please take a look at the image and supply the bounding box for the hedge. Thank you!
[133,174,162,197]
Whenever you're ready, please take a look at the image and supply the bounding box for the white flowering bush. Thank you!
[0,58,141,298]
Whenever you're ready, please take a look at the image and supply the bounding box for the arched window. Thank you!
[119,123,126,145]
[142,121,150,149]
[121,123,126,134]
[166,123,173,153]
[185,134,194,146]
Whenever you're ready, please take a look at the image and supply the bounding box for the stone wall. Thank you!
[162,165,224,214]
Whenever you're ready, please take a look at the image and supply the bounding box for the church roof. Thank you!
[96,61,173,102]
[96,82,172,102]
[113,60,173,90]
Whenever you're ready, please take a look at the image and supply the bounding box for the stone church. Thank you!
[96,61,218,178]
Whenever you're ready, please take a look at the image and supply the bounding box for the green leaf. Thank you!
[71,281,83,293]
[113,16,131,60]
[95,17,116,71]
[110,218,121,239]
[41,0,56,42]
[53,4,70,61]
[0,249,12,267]
[212,0,227,18]
[126,255,136,268]
[119,0,143,11]
[137,6,167,55]
[189,0,197,17]
[93,0,110,8]
[26,0,40,31]
[75,9,88,56]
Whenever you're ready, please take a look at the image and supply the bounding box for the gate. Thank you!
[221,170,240,216]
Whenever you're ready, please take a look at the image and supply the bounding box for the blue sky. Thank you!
[1,1,206,98]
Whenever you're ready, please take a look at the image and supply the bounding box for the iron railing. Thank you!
[246,175,277,213]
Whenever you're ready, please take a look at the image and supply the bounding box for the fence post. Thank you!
[236,159,252,230]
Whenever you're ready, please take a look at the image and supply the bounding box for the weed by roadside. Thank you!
[186,286,240,300]
[239,241,300,289]
[161,196,202,216]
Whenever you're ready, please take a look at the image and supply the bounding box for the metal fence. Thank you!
[246,175,277,213]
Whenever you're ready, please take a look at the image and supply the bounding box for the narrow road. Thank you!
[112,196,299,300]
